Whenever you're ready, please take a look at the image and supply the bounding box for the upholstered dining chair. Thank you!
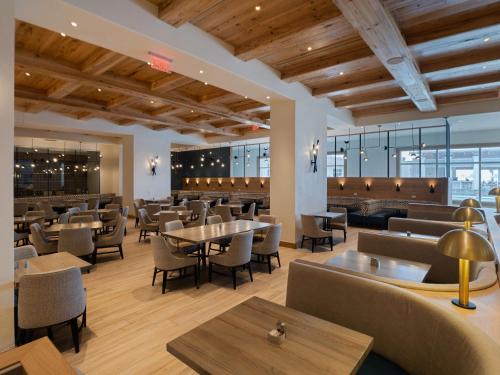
[87,197,100,210]
[121,206,129,235]
[228,200,242,215]
[102,210,121,232]
[300,214,333,252]
[164,220,200,255]
[35,202,59,222]
[26,210,46,227]
[58,227,95,261]
[169,205,187,211]
[146,204,161,220]
[17,267,86,353]
[186,208,207,228]
[69,215,94,224]
[190,201,205,220]
[257,215,277,224]
[206,215,230,254]
[238,202,255,221]
[14,230,29,246]
[133,199,145,227]
[215,205,234,222]
[67,207,80,216]
[208,230,254,289]
[29,223,57,255]
[58,212,70,224]
[252,224,282,274]
[208,198,223,216]
[94,217,126,263]
[138,208,159,242]
[158,211,179,232]
[328,207,348,242]
[14,245,38,262]
[77,210,99,221]
[14,202,28,217]
[111,196,123,206]
[151,235,199,294]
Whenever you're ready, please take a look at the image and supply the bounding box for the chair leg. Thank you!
[248,262,253,282]
[92,247,97,265]
[267,255,272,274]
[344,229,347,242]
[194,265,199,289]
[135,217,138,228]
[162,271,167,294]
[138,230,142,242]
[82,309,87,328]
[119,244,124,259]
[70,317,80,353]
[208,263,213,282]
[232,267,237,290]
[152,267,157,286]
[19,329,27,345]
[329,236,333,251]
[276,252,281,267]
[301,235,305,248]
[311,238,315,253]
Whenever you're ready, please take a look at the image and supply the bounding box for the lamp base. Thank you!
[451,298,476,310]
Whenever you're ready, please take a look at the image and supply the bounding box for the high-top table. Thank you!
[325,250,431,283]
[167,296,373,375]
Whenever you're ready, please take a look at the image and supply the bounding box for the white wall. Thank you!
[99,143,121,194]
[0,0,15,351]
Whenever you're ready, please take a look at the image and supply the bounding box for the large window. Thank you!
[230,142,270,178]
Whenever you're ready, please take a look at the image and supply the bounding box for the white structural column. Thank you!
[270,99,328,245]
[0,0,15,351]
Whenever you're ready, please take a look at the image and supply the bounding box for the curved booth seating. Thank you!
[407,203,457,221]
[286,260,500,375]
[334,232,497,292]
[388,217,488,238]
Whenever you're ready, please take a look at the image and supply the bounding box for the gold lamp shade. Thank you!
[438,229,495,310]
[451,207,484,229]
[459,198,481,208]
[488,187,500,212]
[438,229,494,262]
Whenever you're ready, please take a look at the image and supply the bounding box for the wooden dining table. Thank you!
[154,210,192,219]
[311,211,345,229]
[325,250,432,283]
[14,215,45,225]
[44,221,103,235]
[15,251,93,286]
[167,296,373,374]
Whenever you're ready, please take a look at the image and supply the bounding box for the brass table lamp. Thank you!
[488,187,500,213]
[459,198,481,208]
[438,207,494,309]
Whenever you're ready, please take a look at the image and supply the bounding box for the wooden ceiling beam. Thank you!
[37,32,59,55]
[430,72,500,96]
[46,81,83,99]
[198,92,236,105]
[106,95,136,109]
[150,75,193,92]
[15,48,267,128]
[15,86,237,136]
[158,0,223,27]
[333,0,436,112]
[80,50,127,75]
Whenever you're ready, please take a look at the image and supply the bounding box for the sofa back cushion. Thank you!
[358,231,459,283]
[407,203,456,221]
[286,260,500,375]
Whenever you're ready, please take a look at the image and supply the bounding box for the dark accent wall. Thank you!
[171,147,231,190]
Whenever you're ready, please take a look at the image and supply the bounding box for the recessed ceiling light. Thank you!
[147,61,151,66]
[70,21,78,28]
[25,72,31,77]
[255,5,261,11]
[150,100,155,104]
[484,37,490,42]
[307,46,312,51]
[199,70,204,74]
[60,32,66,37]
[266,96,270,99]
[97,88,102,92]
[387,56,404,65]
[482,65,487,69]
[339,71,344,75]
[204,82,208,85]
[244,96,248,99]
[190,110,194,113]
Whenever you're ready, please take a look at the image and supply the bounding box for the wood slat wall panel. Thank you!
[327,177,448,204]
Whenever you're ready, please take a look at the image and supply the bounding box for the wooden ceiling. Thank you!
[14,22,270,136]
[150,0,500,119]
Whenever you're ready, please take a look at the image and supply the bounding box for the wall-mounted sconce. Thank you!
[260,179,265,188]
[366,183,370,192]
[185,178,190,185]
[340,183,344,191]
[206,178,211,187]
[231,179,235,187]
[149,155,159,176]
[245,179,250,188]
[396,183,401,192]
[310,139,320,173]
[218,178,222,187]
[195,178,200,187]
[429,184,435,193]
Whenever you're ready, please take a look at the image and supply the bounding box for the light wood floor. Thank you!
[48,220,500,375]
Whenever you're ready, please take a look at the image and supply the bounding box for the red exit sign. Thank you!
[148,52,173,73]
